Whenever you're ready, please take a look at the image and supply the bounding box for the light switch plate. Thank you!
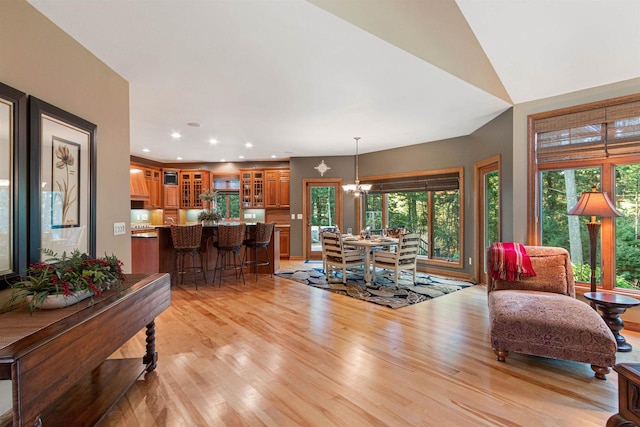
[114,222,126,235]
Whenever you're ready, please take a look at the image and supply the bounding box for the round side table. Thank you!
[584,292,640,352]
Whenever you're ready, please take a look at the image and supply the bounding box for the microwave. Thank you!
[163,171,178,185]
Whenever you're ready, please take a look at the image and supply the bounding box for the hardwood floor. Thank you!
[100,260,640,426]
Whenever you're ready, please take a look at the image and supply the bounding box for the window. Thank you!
[362,169,463,267]
[529,95,640,291]
[216,193,240,220]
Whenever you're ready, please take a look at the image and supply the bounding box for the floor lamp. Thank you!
[567,186,622,294]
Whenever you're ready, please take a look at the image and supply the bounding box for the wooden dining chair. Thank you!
[322,232,366,283]
[371,232,420,288]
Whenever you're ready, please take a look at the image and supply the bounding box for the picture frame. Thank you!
[0,81,27,283]
[29,97,97,263]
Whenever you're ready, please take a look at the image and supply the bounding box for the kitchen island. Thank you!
[132,224,280,278]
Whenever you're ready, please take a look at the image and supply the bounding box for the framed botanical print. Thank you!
[29,97,96,262]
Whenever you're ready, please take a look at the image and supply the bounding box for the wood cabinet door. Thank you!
[151,169,162,208]
[252,171,264,207]
[279,228,290,258]
[278,170,290,208]
[164,185,179,209]
[265,170,278,208]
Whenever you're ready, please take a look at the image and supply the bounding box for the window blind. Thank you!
[534,99,640,164]
[365,172,459,193]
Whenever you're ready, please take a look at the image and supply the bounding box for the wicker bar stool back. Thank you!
[213,223,246,287]
[170,224,207,289]
[242,222,276,281]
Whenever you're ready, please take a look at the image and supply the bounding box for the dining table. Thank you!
[342,235,398,284]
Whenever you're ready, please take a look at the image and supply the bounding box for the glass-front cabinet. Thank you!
[180,170,210,209]
[241,170,264,208]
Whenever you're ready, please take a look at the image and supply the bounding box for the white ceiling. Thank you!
[26,0,640,163]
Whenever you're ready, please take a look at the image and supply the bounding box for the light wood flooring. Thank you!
[101,260,640,426]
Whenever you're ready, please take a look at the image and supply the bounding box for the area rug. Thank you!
[276,268,475,309]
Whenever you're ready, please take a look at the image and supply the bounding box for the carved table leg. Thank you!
[143,320,159,372]
[598,305,633,352]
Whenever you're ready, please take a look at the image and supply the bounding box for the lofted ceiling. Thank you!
[26,0,640,163]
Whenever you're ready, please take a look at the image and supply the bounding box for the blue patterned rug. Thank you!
[276,268,475,309]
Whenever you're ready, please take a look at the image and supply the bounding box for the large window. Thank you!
[529,95,640,291]
[362,169,463,267]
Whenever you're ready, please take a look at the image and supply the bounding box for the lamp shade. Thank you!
[567,191,622,218]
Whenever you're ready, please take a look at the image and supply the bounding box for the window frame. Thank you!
[358,167,464,269]
[527,93,640,292]
[0,82,27,285]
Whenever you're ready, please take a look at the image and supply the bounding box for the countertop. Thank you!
[131,232,158,238]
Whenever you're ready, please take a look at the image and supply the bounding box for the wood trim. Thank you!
[474,155,501,285]
[302,178,343,260]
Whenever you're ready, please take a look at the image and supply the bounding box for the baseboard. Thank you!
[417,265,475,283]
[289,256,305,261]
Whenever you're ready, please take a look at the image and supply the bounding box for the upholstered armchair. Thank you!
[487,245,617,379]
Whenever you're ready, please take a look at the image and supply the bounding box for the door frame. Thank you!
[474,155,501,285]
[302,178,343,260]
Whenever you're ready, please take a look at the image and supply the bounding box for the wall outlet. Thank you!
[296,213,303,220]
[468,257,472,265]
[114,222,126,235]
[291,213,295,219]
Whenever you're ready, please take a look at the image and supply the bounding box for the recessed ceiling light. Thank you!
[176,156,183,160]
[171,132,181,139]
[245,142,253,148]
[238,155,245,159]
[187,122,202,127]
[209,138,218,145]
[142,148,150,153]
[270,155,276,158]
[220,159,225,162]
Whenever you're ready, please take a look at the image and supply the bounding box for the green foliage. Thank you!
[544,164,640,289]
[7,249,125,312]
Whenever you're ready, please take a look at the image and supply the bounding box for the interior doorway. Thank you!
[303,179,343,260]
[474,155,501,285]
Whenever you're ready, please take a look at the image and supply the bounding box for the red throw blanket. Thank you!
[489,242,536,281]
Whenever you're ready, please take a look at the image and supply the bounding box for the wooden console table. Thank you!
[0,273,171,426]
[607,363,640,427]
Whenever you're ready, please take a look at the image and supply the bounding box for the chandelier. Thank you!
[342,137,371,197]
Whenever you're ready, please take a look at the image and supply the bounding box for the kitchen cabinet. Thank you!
[164,186,179,210]
[265,169,290,208]
[180,170,210,209]
[278,226,290,258]
[130,165,149,200]
[144,167,163,209]
[241,170,264,208]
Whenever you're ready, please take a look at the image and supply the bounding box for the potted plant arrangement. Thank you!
[8,249,125,311]
[197,188,222,225]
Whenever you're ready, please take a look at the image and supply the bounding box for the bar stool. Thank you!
[170,224,207,289]
[242,222,276,281]
[212,223,246,287]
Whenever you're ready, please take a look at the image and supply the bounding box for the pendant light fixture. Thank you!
[342,137,371,197]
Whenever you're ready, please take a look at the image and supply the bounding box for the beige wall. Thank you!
[0,0,132,270]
